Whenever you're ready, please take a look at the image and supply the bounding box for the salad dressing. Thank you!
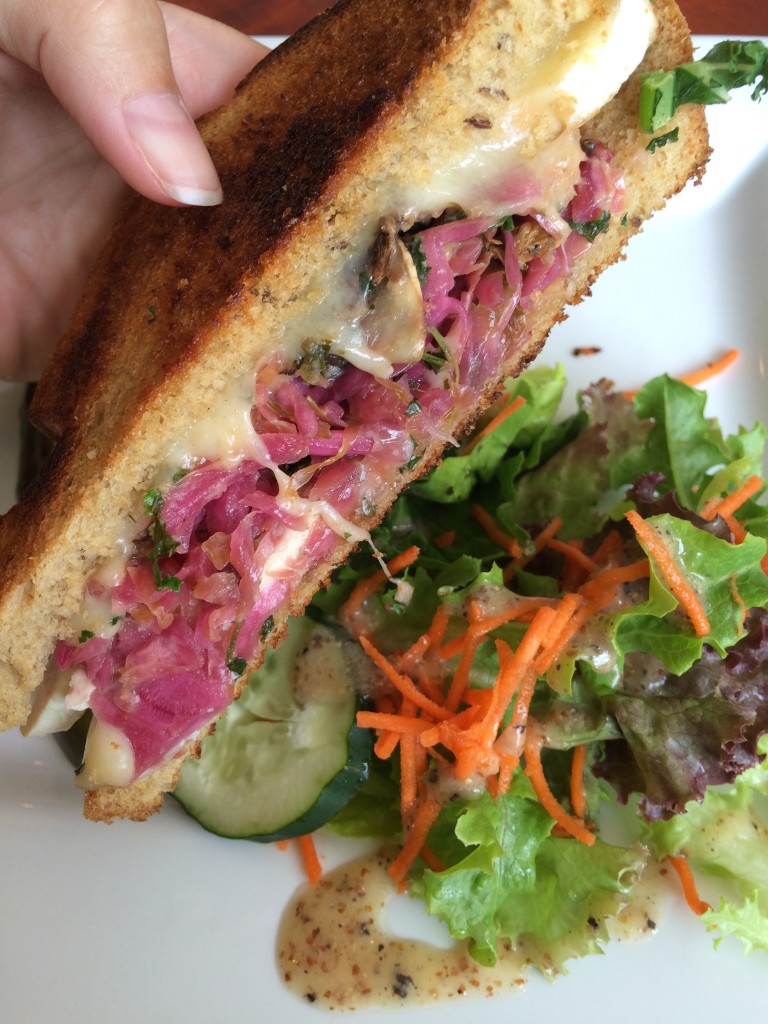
[277,849,531,1009]
[277,850,671,1010]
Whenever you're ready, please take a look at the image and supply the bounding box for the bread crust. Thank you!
[0,0,708,819]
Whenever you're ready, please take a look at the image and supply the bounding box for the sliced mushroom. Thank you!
[361,237,427,366]
[514,220,556,264]
[22,659,90,737]
[370,215,401,286]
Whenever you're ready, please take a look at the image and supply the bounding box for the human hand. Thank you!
[0,0,266,380]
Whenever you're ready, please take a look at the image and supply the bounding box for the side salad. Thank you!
[176,363,768,971]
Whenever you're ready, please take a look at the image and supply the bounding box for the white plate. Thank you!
[1,38,767,1024]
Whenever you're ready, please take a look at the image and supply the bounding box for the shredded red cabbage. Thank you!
[60,142,622,782]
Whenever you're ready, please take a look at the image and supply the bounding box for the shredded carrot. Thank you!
[357,710,434,735]
[355,507,662,884]
[730,574,749,631]
[723,514,748,544]
[427,602,451,647]
[433,530,456,549]
[700,474,764,522]
[359,635,452,721]
[420,845,447,873]
[439,597,553,660]
[399,731,422,826]
[399,633,432,666]
[570,745,587,819]
[275,839,290,852]
[374,730,402,761]
[297,834,323,886]
[625,348,739,398]
[679,347,739,388]
[462,688,494,710]
[560,542,591,593]
[505,517,564,578]
[666,854,711,916]
[625,510,710,637]
[546,537,598,573]
[340,545,420,625]
[523,733,595,846]
[471,504,523,558]
[462,394,526,454]
[528,516,564,555]
[412,668,448,706]
[388,797,442,885]
[442,598,485,713]
[418,722,443,749]
[572,346,602,357]
[474,607,556,748]
[494,755,518,797]
[590,528,624,565]
[579,559,650,597]
[533,592,585,675]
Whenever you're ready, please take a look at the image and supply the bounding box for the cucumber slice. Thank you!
[174,617,372,841]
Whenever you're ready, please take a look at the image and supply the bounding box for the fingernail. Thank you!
[123,92,222,206]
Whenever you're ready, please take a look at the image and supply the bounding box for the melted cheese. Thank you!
[75,720,135,790]
[274,0,656,380]
[167,376,258,470]
[159,0,657,471]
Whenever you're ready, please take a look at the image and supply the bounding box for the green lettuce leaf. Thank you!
[645,737,768,954]
[622,515,768,664]
[640,40,768,133]
[413,786,644,969]
[410,365,566,504]
[625,376,730,510]
[704,894,768,955]
[501,383,649,540]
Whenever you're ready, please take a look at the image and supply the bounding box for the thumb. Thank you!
[0,0,261,206]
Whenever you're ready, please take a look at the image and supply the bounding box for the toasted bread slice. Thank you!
[0,0,708,820]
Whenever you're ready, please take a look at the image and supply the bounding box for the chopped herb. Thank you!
[227,657,248,677]
[361,495,378,517]
[225,623,243,670]
[639,39,768,132]
[143,488,163,517]
[403,452,421,472]
[383,591,407,615]
[296,339,346,386]
[109,615,123,626]
[260,616,275,641]
[359,271,373,298]
[646,127,680,153]
[442,207,467,223]
[568,210,611,242]
[620,213,629,226]
[142,488,182,592]
[405,400,422,417]
[492,214,516,232]
[422,351,448,372]
[405,235,430,285]
[78,630,95,643]
[430,327,459,386]
[147,305,157,324]
[172,467,190,483]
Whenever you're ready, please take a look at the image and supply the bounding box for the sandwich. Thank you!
[0,0,709,822]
